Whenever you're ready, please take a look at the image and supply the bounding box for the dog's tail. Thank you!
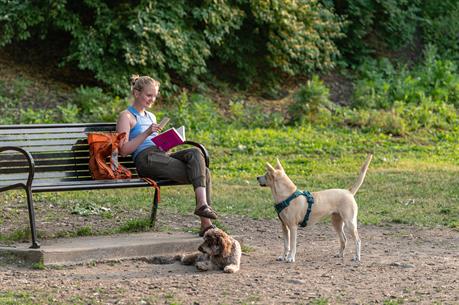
[349,154,373,196]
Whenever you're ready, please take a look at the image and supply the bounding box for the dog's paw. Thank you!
[223,265,239,273]
[195,261,209,271]
[351,256,361,263]
[276,255,286,261]
[286,256,295,263]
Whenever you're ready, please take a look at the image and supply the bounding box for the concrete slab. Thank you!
[0,232,202,266]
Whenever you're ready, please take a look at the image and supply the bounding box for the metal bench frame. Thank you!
[0,123,209,249]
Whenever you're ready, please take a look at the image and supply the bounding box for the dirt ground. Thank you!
[0,214,458,305]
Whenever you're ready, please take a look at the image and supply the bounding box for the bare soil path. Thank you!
[0,215,458,305]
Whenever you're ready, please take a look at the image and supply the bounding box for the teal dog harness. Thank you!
[274,190,315,227]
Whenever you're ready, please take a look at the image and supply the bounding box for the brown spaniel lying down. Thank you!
[181,228,241,273]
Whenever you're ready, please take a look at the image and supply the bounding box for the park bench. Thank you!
[0,123,209,249]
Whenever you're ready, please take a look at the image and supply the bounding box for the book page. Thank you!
[175,126,185,141]
[151,126,185,151]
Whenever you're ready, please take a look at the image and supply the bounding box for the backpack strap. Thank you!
[143,177,161,226]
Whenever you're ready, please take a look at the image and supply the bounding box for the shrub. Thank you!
[288,75,332,124]
[227,99,285,129]
[324,0,459,65]
[324,0,421,62]
[70,86,129,122]
[338,99,459,136]
[342,108,407,136]
[20,108,57,124]
[420,1,459,61]
[352,46,459,109]
[166,91,224,133]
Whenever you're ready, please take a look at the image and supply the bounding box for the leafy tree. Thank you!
[0,0,343,93]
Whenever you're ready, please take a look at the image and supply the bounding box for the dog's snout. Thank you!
[257,175,267,186]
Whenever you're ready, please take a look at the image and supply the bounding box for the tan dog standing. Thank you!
[257,154,373,263]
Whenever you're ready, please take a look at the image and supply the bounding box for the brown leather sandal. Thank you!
[199,224,216,237]
[194,204,218,219]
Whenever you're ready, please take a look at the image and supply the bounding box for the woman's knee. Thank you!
[189,147,204,159]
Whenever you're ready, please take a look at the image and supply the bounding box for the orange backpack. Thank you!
[87,132,132,180]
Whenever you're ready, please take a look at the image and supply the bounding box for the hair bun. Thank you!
[130,74,140,87]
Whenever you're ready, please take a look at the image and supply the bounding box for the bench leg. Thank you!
[25,188,40,249]
[150,187,160,228]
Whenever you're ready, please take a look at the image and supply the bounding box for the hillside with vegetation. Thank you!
[0,2,458,304]
[0,0,458,234]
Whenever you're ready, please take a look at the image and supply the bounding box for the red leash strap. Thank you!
[143,177,160,203]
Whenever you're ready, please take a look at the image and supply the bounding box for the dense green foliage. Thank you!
[2,0,458,92]
[324,0,459,63]
[352,46,459,109]
[0,0,342,93]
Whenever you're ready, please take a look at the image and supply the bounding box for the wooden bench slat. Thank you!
[0,132,98,141]
[0,177,140,188]
[0,164,89,174]
[1,169,141,180]
[0,170,92,180]
[0,164,137,175]
[0,176,165,191]
[0,152,133,162]
[0,139,88,147]
[0,158,136,168]
[31,179,181,193]
[0,151,90,161]
[0,158,90,167]
[6,145,90,153]
[0,124,116,135]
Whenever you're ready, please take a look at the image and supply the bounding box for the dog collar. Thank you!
[274,189,314,227]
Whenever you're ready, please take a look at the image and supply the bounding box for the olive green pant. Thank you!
[135,146,212,204]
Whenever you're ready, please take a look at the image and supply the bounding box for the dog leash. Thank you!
[274,189,314,227]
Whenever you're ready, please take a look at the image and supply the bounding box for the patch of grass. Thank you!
[383,299,404,305]
[117,218,151,233]
[71,202,111,216]
[241,244,255,254]
[309,298,329,305]
[164,293,182,305]
[0,228,30,244]
[76,226,93,237]
[0,291,36,305]
[31,262,45,270]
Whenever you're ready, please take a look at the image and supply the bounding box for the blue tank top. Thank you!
[127,106,158,160]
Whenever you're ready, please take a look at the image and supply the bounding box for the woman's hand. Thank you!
[147,123,163,135]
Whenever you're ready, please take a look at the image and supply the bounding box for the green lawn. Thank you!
[1,125,458,239]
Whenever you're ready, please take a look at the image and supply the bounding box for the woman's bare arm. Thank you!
[116,111,149,156]
[116,111,163,156]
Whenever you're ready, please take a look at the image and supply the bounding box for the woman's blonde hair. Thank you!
[130,75,160,93]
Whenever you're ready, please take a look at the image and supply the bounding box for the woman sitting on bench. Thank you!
[116,75,217,237]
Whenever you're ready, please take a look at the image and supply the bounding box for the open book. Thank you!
[152,126,186,152]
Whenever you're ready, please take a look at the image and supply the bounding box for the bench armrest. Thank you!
[181,141,210,168]
[0,146,35,191]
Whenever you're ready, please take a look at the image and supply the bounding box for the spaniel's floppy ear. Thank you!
[275,158,284,171]
[266,162,275,172]
[216,229,232,257]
